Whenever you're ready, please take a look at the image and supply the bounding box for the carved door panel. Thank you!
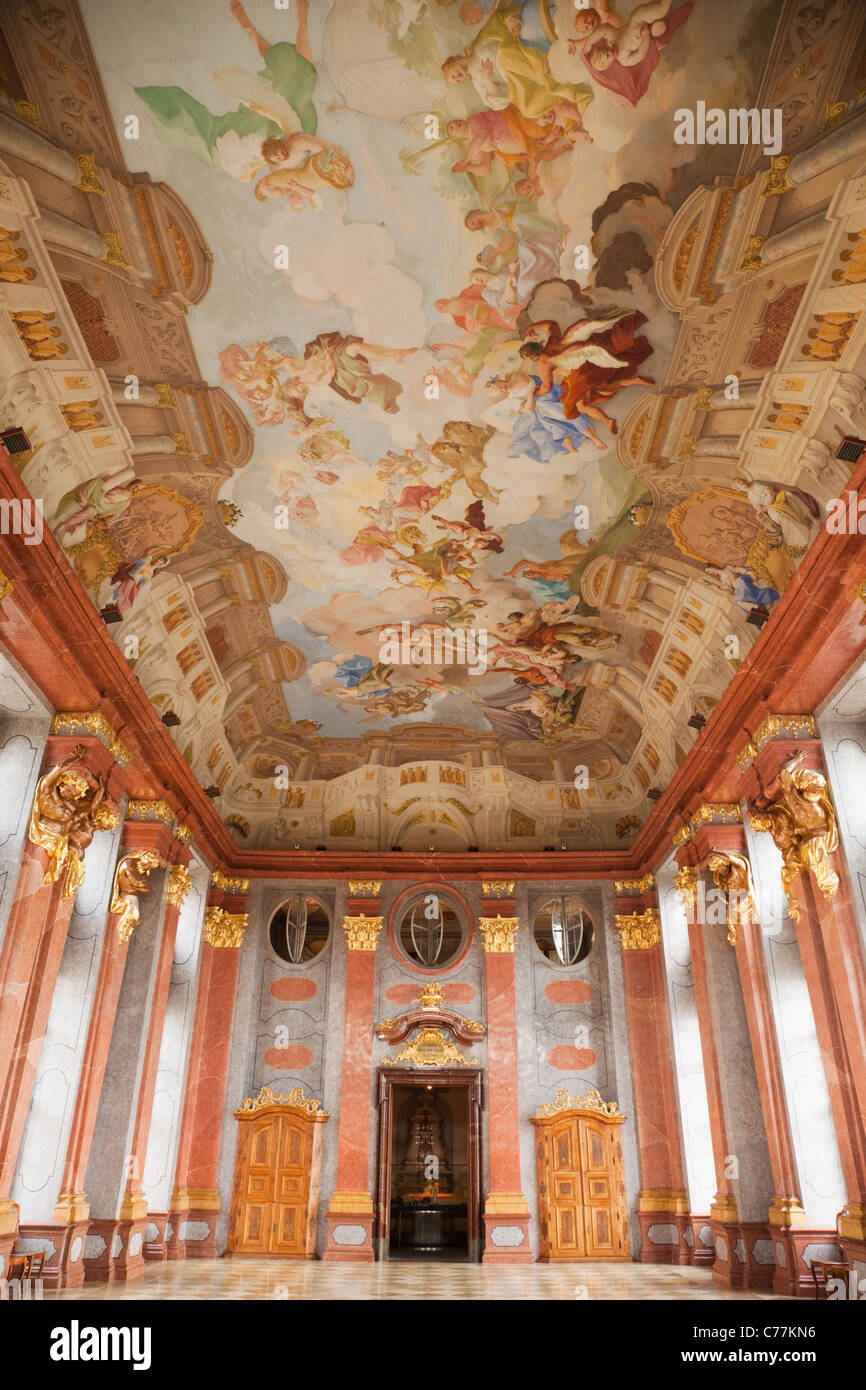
[228,1097,327,1258]
[233,1114,279,1254]
[580,1118,617,1258]
[547,1118,585,1257]
[271,1115,310,1255]
[533,1103,629,1261]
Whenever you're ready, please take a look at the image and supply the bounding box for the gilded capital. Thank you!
[167,863,193,909]
[762,154,792,196]
[204,905,247,948]
[478,914,519,952]
[347,880,382,896]
[615,909,661,950]
[342,913,383,950]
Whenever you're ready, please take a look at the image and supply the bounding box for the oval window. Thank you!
[398,893,463,969]
[269,896,330,964]
[533,897,593,966]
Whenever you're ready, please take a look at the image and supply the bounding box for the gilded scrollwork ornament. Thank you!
[748,755,839,922]
[167,863,193,909]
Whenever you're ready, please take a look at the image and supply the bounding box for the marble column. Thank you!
[166,880,247,1263]
[614,879,689,1264]
[742,728,866,1275]
[80,818,188,1284]
[321,888,383,1262]
[478,892,532,1262]
[675,819,775,1291]
[694,823,814,1294]
[0,733,119,1253]
[766,111,866,193]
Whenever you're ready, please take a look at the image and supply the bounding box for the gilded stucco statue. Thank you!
[28,744,112,900]
[706,850,756,945]
[748,754,839,922]
[110,850,162,943]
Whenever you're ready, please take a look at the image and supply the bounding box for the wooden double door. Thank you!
[228,1100,327,1257]
[533,1104,629,1260]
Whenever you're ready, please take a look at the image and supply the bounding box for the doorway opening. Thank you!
[376,1069,481,1262]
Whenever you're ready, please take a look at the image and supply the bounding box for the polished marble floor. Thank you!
[49,1258,788,1301]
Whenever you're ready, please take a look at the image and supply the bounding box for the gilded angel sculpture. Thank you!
[748,754,839,922]
[27,745,112,901]
[110,850,162,943]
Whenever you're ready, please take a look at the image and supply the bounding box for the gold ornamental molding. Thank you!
[175,822,194,845]
[51,711,130,768]
[382,1026,480,1069]
[638,1189,689,1215]
[236,1084,327,1118]
[0,569,13,608]
[839,1203,866,1242]
[167,863,193,909]
[481,879,515,897]
[329,1191,374,1214]
[210,869,249,895]
[478,914,518,952]
[204,906,247,948]
[672,823,691,848]
[710,1193,739,1222]
[347,879,382,896]
[119,1192,147,1221]
[169,1187,220,1212]
[737,714,816,771]
[342,913,383,951]
[126,798,175,825]
[689,803,741,835]
[484,1192,530,1215]
[615,909,661,950]
[532,1089,624,1121]
[614,872,654,895]
[53,1192,90,1223]
[74,153,106,196]
[377,981,485,1044]
[769,1196,806,1228]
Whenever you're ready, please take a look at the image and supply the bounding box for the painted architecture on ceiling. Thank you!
[5,0,859,851]
[1,0,866,1307]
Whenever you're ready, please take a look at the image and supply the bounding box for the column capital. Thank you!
[203,906,247,948]
[167,863,193,910]
[341,914,383,951]
[615,909,661,950]
[478,915,518,953]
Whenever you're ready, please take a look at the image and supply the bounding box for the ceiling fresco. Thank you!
[69,0,807,841]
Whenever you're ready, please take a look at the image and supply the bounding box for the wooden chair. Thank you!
[5,1252,30,1281]
[810,1258,848,1299]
